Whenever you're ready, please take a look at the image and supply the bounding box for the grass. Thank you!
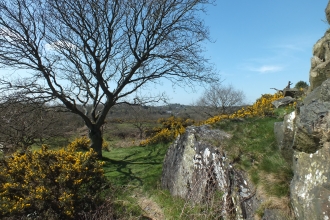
[102,143,168,189]
[101,143,183,219]
[96,111,294,219]
[101,142,225,219]
[213,117,293,191]
[1,109,294,219]
[212,116,293,217]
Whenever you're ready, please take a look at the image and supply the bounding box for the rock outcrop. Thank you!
[291,143,330,220]
[274,111,295,164]
[162,2,330,219]
[326,0,330,25]
[287,2,330,219]
[283,88,301,98]
[272,96,295,108]
[309,1,330,92]
[289,79,330,219]
[162,125,264,219]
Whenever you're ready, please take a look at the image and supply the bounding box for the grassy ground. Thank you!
[102,143,167,189]
[212,117,293,216]
[101,114,293,219]
[102,142,224,219]
[102,143,190,219]
[5,111,293,219]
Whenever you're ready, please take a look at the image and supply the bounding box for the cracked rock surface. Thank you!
[161,125,260,219]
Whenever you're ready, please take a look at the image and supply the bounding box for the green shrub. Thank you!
[0,145,108,219]
[294,80,309,89]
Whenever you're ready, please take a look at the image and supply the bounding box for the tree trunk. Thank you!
[138,126,143,140]
[88,125,103,158]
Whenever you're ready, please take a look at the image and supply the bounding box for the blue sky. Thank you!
[164,0,330,105]
[1,1,328,106]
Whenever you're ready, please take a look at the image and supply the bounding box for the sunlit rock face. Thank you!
[309,1,330,93]
[272,96,295,108]
[326,1,330,24]
[291,144,330,220]
[289,78,330,219]
[289,2,330,216]
[161,125,260,219]
[274,111,295,164]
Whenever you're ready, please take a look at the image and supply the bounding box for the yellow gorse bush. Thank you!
[140,116,194,146]
[205,93,284,124]
[68,136,110,151]
[67,136,91,151]
[142,93,284,146]
[0,141,107,219]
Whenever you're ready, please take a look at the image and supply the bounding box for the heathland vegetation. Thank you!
[0,0,310,218]
[0,91,298,219]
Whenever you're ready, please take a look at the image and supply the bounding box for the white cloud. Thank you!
[248,65,283,73]
[274,44,304,52]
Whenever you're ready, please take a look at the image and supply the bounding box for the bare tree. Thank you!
[197,83,245,116]
[0,99,75,154]
[0,0,216,157]
[125,105,146,140]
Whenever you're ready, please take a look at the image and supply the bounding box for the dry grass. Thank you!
[255,179,294,219]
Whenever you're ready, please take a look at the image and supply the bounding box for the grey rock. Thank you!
[320,78,330,102]
[274,122,284,150]
[161,125,232,203]
[262,209,286,220]
[272,96,294,108]
[283,88,301,98]
[326,1,330,24]
[290,143,330,220]
[288,29,330,220]
[303,85,321,105]
[274,112,295,164]
[292,79,330,153]
[309,30,330,92]
[162,125,273,219]
[275,74,330,218]
[289,4,330,217]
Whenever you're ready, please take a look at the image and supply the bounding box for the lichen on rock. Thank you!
[309,29,330,92]
[290,143,330,220]
[288,2,330,218]
[161,125,260,219]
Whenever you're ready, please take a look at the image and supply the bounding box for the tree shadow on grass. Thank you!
[101,145,167,186]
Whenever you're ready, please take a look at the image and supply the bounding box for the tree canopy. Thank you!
[0,0,216,157]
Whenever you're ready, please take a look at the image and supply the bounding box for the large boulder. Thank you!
[309,2,330,92]
[162,125,271,219]
[283,88,301,98]
[326,0,330,24]
[289,2,330,217]
[289,79,330,218]
[293,79,330,153]
[309,30,330,92]
[274,111,295,164]
[272,96,294,108]
[290,143,330,220]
